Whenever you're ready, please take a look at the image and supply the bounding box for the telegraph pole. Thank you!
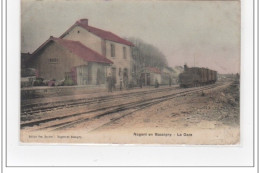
[193,55,195,67]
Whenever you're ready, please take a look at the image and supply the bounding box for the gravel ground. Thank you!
[21,82,240,145]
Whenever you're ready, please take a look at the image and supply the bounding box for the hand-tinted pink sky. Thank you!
[21,0,240,74]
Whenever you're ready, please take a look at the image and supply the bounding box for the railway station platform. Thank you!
[21,84,178,106]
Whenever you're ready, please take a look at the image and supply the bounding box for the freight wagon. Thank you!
[178,65,217,88]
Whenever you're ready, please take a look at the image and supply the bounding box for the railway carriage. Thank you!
[178,65,217,88]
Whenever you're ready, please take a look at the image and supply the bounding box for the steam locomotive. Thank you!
[178,65,217,88]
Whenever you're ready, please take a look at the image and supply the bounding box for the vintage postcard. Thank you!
[20,0,240,144]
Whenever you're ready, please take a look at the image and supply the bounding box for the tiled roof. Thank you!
[146,67,161,74]
[32,36,113,64]
[60,19,134,46]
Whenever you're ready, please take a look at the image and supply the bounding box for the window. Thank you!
[111,44,115,57]
[88,65,92,82]
[65,72,72,80]
[119,68,122,76]
[123,47,127,59]
[123,68,128,78]
[49,58,59,63]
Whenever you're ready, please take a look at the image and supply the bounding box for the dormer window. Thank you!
[111,44,115,57]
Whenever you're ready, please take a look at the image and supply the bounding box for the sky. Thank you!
[21,0,240,74]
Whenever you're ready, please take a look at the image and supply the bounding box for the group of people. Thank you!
[107,74,128,92]
[107,74,173,92]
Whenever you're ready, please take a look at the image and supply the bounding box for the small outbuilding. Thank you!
[141,67,162,86]
[161,66,176,85]
[27,36,113,85]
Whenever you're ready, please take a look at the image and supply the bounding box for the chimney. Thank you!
[184,64,188,71]
[79,19,88,25]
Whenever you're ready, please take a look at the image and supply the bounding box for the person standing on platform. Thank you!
[107,73,112,92]
[112,75,116,91]
[120,78,123,91]
[139,76,143,88]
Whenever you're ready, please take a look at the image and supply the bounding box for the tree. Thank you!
[126,38,168,69]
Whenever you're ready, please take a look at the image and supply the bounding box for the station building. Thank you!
[60,19,134,86]
[27,19,134,86]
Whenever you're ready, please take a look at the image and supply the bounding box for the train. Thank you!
[178,65,217,88]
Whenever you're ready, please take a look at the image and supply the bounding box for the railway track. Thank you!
[21,82,228,132]
[21,86,178,116]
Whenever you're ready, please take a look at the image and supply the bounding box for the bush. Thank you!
[33,78,45,86]
[63,78,74,86]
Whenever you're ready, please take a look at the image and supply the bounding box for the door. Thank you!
[123,68,128,87]
[147,73,150,85]
[112,67,116,84]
